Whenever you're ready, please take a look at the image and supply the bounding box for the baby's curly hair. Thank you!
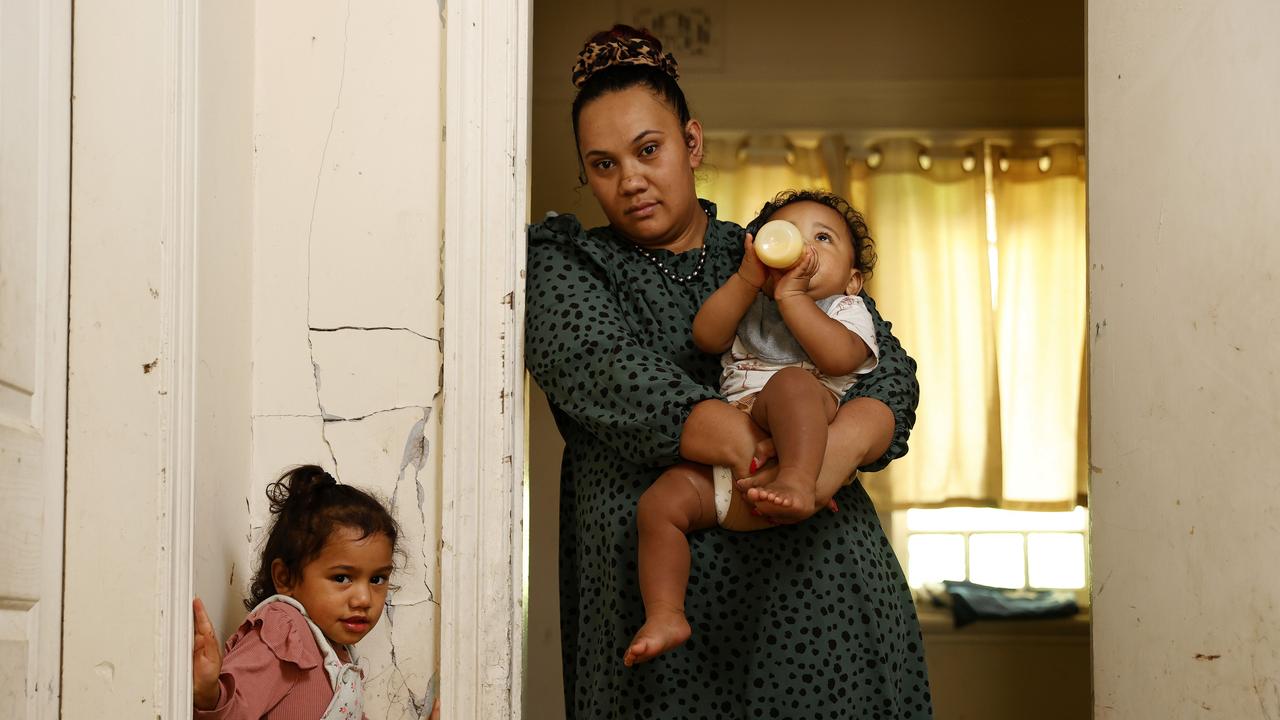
[747,189,878,279]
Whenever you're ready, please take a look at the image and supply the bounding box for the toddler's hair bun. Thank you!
[572,24,680,89]
[266,464,337,514]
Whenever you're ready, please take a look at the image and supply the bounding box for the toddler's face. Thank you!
[276,526,394,647]
[767,201,861,299]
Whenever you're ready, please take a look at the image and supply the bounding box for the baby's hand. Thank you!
[770,246,819,301]
[735,234,767,290]
[193,597,223,711]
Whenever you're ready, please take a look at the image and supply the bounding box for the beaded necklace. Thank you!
[631,206,711,285]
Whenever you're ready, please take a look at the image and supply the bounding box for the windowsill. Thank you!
[916,605,1091,637]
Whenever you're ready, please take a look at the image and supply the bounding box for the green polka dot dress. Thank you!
[525,201,932,719]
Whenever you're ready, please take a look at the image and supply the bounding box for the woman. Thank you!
[525,25,931,719]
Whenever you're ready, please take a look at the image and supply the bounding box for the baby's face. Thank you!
[767,201,859,298]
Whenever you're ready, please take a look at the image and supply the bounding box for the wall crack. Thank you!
[310,325,439,344]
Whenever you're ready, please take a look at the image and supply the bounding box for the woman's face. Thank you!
[576,86,703,247]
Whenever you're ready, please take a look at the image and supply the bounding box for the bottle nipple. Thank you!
[753,219,804,268]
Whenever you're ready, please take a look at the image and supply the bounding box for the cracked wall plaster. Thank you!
[249,3,445,717]
[324,408,440,717]
[309,328,439,420]
[298,1,442,336]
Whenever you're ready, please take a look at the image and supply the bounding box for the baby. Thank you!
[626,189,881,667]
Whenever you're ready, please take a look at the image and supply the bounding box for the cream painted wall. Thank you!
[66,1,445,717]
[249,2,444,716]
[1089,1,1280,716]
[194,0,256,647]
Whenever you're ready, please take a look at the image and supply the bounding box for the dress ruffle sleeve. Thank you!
[252,602,322,670]
[525,214,721,468]
[193,603,320,719]
[843,291,921,472]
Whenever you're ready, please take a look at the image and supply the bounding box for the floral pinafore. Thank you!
[253,595,364,720]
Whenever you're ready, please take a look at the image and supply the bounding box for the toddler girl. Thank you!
[626,190,881,666]
[193,465,397,719]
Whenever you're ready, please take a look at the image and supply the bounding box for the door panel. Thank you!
[0,0,72,716]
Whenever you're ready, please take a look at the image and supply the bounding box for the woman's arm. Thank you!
[526,218,721,468]
[845,292,919,472]
[679,398,774,478]
[813,397,894,504]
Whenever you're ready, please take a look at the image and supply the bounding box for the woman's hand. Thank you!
[735,234,767,291]
[193,597,223,711]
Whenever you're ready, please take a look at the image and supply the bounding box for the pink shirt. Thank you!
[195,601,360,720]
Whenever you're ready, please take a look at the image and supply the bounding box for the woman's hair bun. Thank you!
[265,464,337,513]
[572,24,680,89]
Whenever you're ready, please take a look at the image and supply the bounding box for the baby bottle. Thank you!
[753,219,804,268]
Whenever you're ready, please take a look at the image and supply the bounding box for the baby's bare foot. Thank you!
[745,469,816,522]
[624,610,691,667]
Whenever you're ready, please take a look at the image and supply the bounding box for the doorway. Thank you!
[525,2,1088,719]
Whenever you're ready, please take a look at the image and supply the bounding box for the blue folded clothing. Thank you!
[939,580,1079,628]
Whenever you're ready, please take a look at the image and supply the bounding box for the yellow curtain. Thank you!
[855,139,1002,507]
[697,136,831,227]
[992,143,1088,508]
[700,134,1088,510]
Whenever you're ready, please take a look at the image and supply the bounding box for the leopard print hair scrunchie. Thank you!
[571,25,680,89]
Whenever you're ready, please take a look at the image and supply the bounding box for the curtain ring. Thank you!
[865,146,883,170]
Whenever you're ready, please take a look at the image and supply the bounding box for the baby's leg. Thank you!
[626,462,719,667]
[745,367,838,521]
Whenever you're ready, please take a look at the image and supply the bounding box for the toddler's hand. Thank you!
[735,234,767,290]
[193,597,223,711]
[771,246,819,301]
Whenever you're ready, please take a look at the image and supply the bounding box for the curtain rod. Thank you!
[705,128,1085,151]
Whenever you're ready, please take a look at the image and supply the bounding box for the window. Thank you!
[895,507,1089,596]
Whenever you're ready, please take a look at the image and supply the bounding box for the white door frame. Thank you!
[157,0,200,715]
[440,0,531,718]
[72,0,200,715]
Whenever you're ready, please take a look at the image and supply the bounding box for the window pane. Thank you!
[907,534,966,588]
[969,533,1025,588]
[1027,533,1087,589]
[905,506,1088,533]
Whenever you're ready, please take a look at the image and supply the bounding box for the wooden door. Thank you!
[0,0,72,716]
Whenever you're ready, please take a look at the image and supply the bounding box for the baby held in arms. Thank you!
[626,189,881,666]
